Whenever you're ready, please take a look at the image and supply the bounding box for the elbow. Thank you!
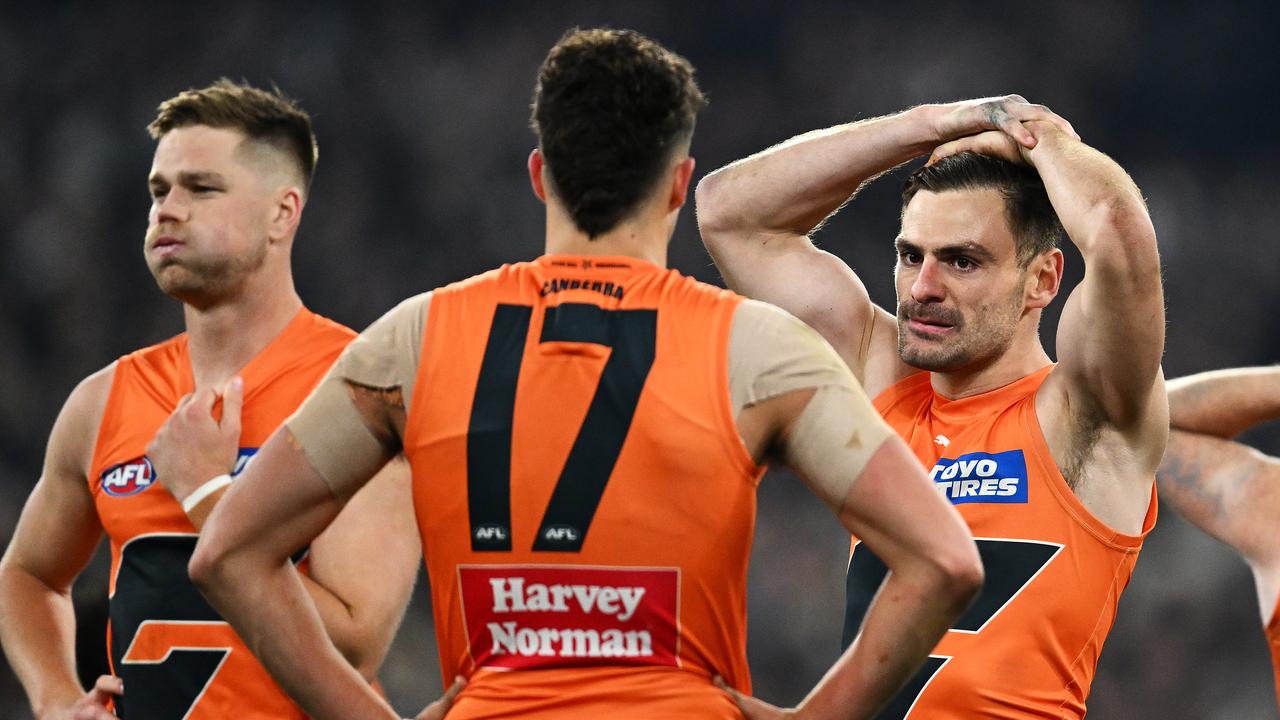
[934,542,984,613]
[693,170,735,242]
[188,535,233,598]
[332,615,390,681]
[1084,196,1159,259]
[347,646,381,683]
[1107,199,1157,251]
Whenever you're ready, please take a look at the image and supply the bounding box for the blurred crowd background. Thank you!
[2,1,1279,718]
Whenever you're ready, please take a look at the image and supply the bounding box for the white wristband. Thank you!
[181,474,233,514]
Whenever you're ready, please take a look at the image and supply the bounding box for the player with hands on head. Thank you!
[698,95,1165,718]
[0,79,419,720]
[161,28,982,720]
[1156,365,1280,709]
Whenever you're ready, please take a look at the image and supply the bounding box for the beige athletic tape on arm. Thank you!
[329,292,431,409]
[285,293,431,501]
[784,385,894,513]
[728,300,893,508]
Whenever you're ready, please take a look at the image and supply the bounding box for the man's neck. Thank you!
[183,272,303,390]
[542,202,672,267]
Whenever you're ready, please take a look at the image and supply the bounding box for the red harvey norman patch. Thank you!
[100,456,157,497]
[459,565,680,671]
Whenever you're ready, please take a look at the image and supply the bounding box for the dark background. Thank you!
[2,2,1278,718]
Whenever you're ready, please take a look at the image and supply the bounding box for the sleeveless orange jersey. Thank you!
[841,365,1157,719]
[403,255,759,719]
[1268,596,1280,708]
[91,309,353,719]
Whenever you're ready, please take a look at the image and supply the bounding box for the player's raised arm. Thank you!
[725,301,981,719]
[697,97,1074,381]
[1159,430,1280,610]
[0,368,116,720]
[1028,124,1164,437]
[931,121,1165,436]
[1167,366,1280,438]
[1159,367,1280,626]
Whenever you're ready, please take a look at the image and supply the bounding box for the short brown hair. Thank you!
[902,152,1062,267]
[531,28,706,238]
[148,78,318,191]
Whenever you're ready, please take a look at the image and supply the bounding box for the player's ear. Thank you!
[668,156,696,211]
[1024,247,1063,309]
[528,148,547,203]
[267,186,304,243]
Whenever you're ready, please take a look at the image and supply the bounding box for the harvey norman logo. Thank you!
[928,449,1029,505]
[458,565,679,671]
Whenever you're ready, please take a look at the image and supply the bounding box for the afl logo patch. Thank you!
[100,456,157,497]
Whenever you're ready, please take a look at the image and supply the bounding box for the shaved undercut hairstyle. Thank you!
[148,78,318,193]
[531,27,706,238]
[902,152,1063,267]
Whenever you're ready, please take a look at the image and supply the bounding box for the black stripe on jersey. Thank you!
[466,304,533,551]
[533,306,657,551]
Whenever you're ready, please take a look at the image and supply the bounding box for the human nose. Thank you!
[910,257,946,303]
[151,188,190,224]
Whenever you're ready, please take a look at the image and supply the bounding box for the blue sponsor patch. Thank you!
[928,449,1028,505]
[231,447,259,476]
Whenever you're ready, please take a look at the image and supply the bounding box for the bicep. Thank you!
[704,231,880,373]
[306,456,420,662]
[1158,430,1280,567]
[4,467,103,592]
[3,372,111,589]
[1054,219,1165,429]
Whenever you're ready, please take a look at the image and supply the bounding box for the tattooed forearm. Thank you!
[1159,448,1227,523]
[1158,432,1264,547]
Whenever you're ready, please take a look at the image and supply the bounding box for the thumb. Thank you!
[713,675,743,703]
[87,674,123,703]
[440,675,466,704]
[415,675,467,720]
[928,139,964,165]
[184,388,218,423]
[221,376,244,436]
[714,675,780,719]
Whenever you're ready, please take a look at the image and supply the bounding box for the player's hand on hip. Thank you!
[930,95,1078,149]
[50,675,121,720]
[148,376,244,504]
[715,676,798,720]
[413,675,466,720]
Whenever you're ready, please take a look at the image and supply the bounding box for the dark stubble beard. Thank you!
[150,239,269,303]
[896,292,1021,372]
